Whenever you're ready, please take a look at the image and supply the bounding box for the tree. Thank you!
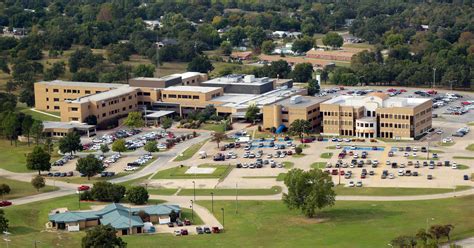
[220,41,232,56]
[307,79,321,95]
[187,55,214,73]
[144,141,158,154]
[2,112,20,145]
[58,132,82,155]
[43,138,54,154]
[211,131,227,148]
[44,61,66,81]
[112,139,127,154]
[90,181,126,202]
[292,36,314,54]
[289,119,312,141]
[31,175,45,192]
[126,186,149,205]
[291,63,313,82]
[84,115,97,125]
[0,184,11,200]
[100,144,110,154]
[0,209,8,233]
[123,112,144,128]
[26,146,51,174]
[261,40,275,55]
[82,224,127,248]
[283,168,336,218]
[21,115,34,146]
[322,32,343,49]
[429,224,455,242]
[295,147,303,155]
[390,235,417,248]
[169,210,178,222]
[245,104,260,123]
[161,117,173,131]
[76,155,104,180]
[133,64,155,77]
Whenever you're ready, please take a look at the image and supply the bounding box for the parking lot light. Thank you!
[192,181,196,202]
[190,200,194,222]
[210,192,214,213]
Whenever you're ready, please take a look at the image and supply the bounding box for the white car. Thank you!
[404,152,409,157]
[388,173,395,179]
[336,144,341,149]
[412,152,417,157]
[124,166,137,171]
[452,162,457,169]
[372,160,379,165]
[348,181,355,187]
[353,154,359,159]
[413,148,418,152]
[398,170,405,176]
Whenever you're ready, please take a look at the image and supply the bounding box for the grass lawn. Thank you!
[453,156,474,160]
[465,144,474,151]
[152,164,233,180]
[177,186,282,196]
[174,140,208,162]
[310,162,327,169]
[292,153,306,158]
[0,177,58,200]
[326,146,337,149]
[334,185,472,196]
[457,164,469,170]
[16,104,61,122]
[147,188,179,195]
[320,152,333,159]
[200,123,226,133]
[282,161,294,169]
[154,62,187,77]
[0,139,39,173]
[297,144,310,149]
[252,131,274,139]
[276,173,287,181]
[180,208,204,225]
[121,196,474,247]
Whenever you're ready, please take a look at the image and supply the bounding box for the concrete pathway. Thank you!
[441,237,474,248]
[29,108,61,119]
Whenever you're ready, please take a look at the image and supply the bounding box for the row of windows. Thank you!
[47,88,96,94]
[137,92,151,96]
[46,105,60,110]
[99,95,135,108]
[379,113,410,120]
[323,111,352,117]
[323,120,353,126]
[357,122,375,128]
[380,123,410,129]
[307,108,320,115]
[164,94,200,100]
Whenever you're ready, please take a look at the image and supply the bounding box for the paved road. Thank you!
[441,237,474,248]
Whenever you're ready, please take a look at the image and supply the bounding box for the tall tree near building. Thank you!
[289,119,312,142]
[322,32,343,49]
[112,139,127,155]
[245,104,260,123]
[291,36,314,53]
[31,175,45,192]
[187,55,214,73]
[283,168,336,218]
[30,120,43,145]
[26,146,51,174]
[0,184,11,200]
[220,41,232,55]
[261,40,275,55]
[211,131,227,148]
[133,64,155,77]
[58,132,82,155]
[43,138,54,154]
[307,79,321,95]
[22,115,34,146]
[2,112,20,146]
[126,186,149,205]
[76,155,104,180]
[161,117,173,131]
[82,224,127,248]
[291,63,313,82]
[124,112,144,128]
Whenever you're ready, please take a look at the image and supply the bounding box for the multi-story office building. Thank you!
[320,92,432,140]
[262,95,326,130]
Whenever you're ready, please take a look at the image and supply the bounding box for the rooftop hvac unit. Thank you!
[290,95,302,104]
[244,75,255,83]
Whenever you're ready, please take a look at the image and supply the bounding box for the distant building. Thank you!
[230,51,253,60]
[143,20,162,30]
[272,31,302,38]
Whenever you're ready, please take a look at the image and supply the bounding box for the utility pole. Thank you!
[210,192,214,213]
[190,200,194,222]
[192,181,196,202]
[221,208,225,229]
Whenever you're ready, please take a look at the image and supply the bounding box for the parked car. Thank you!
[464,175,470,180]
[77,185,90,191]
[180,229,188,235]
[212,227,221,233]
[196,227,204,234]
[168,222,174,228]
[427,175,433,180]
[0,200,12,207]
[356,181,363,187]
[184,219,191,226]
[203,227,212,234]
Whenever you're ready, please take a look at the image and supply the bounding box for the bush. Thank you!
[91,181,126,202]
[80,191,93,201]
[126,186,149,205]
[295,147,303,155]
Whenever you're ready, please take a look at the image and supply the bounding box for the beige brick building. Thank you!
[262,95,326,130]
[320,92,432,140]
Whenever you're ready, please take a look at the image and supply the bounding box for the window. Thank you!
[128,96,132,100]
[169,94,177,98]
[71,107,78,111]
[71,117,78,121]
[193,96,199,99]
[143,92,150,96]
[47,105,49,109]
[282,111,288,114]
[137,92,143,96]
[102,113,106,117]
[54,106,60,110]
[122,107,126,111]
[53,89,59,93]
[46,98,49,101]
[96,91,102,93]
[54,98,59,102]
[85,90,91,94]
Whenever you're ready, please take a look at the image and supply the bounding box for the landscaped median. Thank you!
[320,152,333,159]
[310,162,327,169]
[465,144,474,151]
[176,186,282,196]
[152,164,234,180]
[174,139,208,162]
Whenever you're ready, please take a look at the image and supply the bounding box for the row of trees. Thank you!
[390,224,456,248]
[80,181,149,205]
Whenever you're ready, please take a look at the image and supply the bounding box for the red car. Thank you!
[331,169,338,175]
[0,201,12,207]
[339,170,345,176]
[180,229,188,235]
[77,185,90,191]
[461,101,471,106]
[184,219,191,226]
[399,89,407,92]
[212,227,220,233]
[427,90,437,95]
[301,138,312,143]
[387,88,397,92]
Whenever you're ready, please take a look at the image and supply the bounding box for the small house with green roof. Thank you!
[49,203,181,236]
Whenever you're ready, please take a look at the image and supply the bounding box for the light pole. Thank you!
[221,208,225,229]
[192,181,196,202]
[190,200,194,222]
[210,192,214,213]
[432,68,436,88]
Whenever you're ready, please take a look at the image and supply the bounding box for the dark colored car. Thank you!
[464,175,470,180]
[427,175,433,180]
[212,227,220,233]
[168,222,174,227]
[184,219,191,226]
[180,229,188,235]
[176,220,184,226]
[203,227,211,234]
[196,227,204,234]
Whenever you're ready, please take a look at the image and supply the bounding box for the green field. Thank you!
[0,140,41,173]
[310,162,327,169]
[152,164,233,180]
[439,141,455,147]
[17,104,61,122]
[200,122,227,132]
[334,185,472,196]
[282,161,294,169]
[0,177,58,200]
[174,140,208,162]
[177,186,282,196]
[457,164,470,170]
[320,152,333,159]
[122,196,474,247]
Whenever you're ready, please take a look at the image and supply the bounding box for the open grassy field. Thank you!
[16,104,61,122]
[146,188,179,195]
[122,196,474,247]
[177,186,282,196]
[174,140,208,162]
[4,194,474,247]
[0,139,42,173]
[334,185,472,196]
[276,173,287,181]
[152,164,234,180]
[0,176,58,200]
[282,161,294,169]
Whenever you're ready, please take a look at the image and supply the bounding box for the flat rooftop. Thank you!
[275,96,328,108]
[68,86,138,103]
[37,80,126,89]
[43,121,95,130]
[202,74,273,86]
[168,72,205,79]
[214,87,307,109]
[322,94,431,108]
[162,85,221,93]
[130,75,180,81]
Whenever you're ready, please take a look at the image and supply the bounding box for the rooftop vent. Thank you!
[290,95,302,104]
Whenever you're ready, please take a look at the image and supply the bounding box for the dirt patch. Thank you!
[287,216,330,224]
